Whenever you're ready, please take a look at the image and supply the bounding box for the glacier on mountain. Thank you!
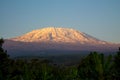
[11,27,107,44]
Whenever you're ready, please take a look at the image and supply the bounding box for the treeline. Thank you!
[0,39,120,80]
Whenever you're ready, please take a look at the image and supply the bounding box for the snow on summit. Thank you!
[11,27,107,44]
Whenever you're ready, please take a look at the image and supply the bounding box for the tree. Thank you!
[78,52,98,80]
[0,38,11,80]
[112,47,120,79]
[78,52,112,80]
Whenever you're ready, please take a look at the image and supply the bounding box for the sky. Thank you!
[0,0,120,43]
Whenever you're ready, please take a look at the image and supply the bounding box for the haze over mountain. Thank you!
[3,27,120,57]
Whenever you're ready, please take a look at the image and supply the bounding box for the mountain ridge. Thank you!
[10,27,108,45]
[3,27,120,57]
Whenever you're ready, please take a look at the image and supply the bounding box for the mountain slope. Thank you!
[11,27,107,44]
[3,27,120,57]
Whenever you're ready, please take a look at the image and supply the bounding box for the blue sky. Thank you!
[0,0,120,43]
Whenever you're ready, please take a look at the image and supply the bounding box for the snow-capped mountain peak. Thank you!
[4,27,120,57]
[11,27,107,44]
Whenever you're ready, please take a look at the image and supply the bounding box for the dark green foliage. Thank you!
[77,52,113,80]
[0,38,11,80]
[78,52,98,80]
[112,47,120,79]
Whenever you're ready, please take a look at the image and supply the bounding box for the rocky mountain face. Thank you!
[3,27,120,57]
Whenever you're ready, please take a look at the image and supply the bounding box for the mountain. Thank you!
[11,27,107,44]
[3,27,120,57]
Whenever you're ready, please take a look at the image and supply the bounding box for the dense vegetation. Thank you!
[0,39,120,80]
